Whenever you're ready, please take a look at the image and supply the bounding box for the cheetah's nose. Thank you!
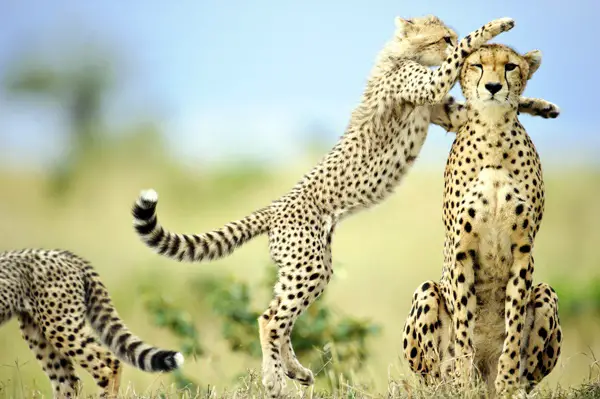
[485,82,502,95]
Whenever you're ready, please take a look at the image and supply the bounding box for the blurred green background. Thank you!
[1,1,599,397]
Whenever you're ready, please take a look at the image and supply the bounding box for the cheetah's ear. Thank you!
[523,50,542,80]
[394,17,414,37]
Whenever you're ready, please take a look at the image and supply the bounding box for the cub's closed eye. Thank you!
[470,63,483,69]
[444,36,452,45]
[505,63,518,71]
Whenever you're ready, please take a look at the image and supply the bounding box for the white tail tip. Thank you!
[174,352,184,367]
[140,189,158,203]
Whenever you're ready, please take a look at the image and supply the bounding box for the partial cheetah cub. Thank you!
[0,249,183,398]
[131,16,516,397]
[402,44,561,396]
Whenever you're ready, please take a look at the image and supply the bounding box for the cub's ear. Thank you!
[394,17,414,37]
[523,50,542,79]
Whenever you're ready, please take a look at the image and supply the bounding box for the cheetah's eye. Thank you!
[470,63,483,69]
[505,63,518,71]
[444,36,452,45]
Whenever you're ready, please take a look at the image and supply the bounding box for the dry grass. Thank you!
[3,370,600,399]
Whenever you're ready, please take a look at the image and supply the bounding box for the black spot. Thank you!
[519,269,527,279]
[465,222,472,233]
[519,245,531,253]
[516,204,524,215]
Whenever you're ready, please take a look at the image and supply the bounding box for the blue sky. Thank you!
[0,0,598,169]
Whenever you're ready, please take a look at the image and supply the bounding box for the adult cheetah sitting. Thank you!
[129,15,523,398]
[402,44,561,396]
[0,249,183,398]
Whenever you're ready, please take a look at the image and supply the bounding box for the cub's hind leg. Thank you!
[520,282,562,393]
[279,224,335,386]
[259,210,332,397]
[31,287,122,398]
[402,280,452,384]
[18,313,81,398]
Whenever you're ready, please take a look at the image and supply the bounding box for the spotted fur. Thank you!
[0,249,183,398]
[402,44,562,396]
[131,16,516,398]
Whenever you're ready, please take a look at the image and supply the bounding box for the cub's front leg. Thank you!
[431,96,561,133]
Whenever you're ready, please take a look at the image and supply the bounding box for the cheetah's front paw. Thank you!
[518,99,560,119]
[463,18,515,50]
[538,102,560,119]
[451,356,475,389]
[485,17,516,36]
[263,366,286,398]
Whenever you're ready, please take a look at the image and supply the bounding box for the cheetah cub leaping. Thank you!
[402,44,561,396]
[0,249,183,398]
[131,15,517,397]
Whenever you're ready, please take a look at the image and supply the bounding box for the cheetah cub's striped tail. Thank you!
[132,189,270,263]
[82,266,184,372]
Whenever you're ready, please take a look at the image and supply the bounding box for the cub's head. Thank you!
[394,15,457,67]
[460,44,542,111]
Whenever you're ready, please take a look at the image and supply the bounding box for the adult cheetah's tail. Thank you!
[82,266,184,372]
[131,189,270,263]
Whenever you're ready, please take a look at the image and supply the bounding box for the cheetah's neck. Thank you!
[460,105,518,142]
[466,104,517,127]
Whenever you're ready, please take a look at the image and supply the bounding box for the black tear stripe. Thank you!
[444,101,452,123]
[504,69,509,101]
[504,65,520,102]
[476,69,483,100]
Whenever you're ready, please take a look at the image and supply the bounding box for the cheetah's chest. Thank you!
[443,124,544,233]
